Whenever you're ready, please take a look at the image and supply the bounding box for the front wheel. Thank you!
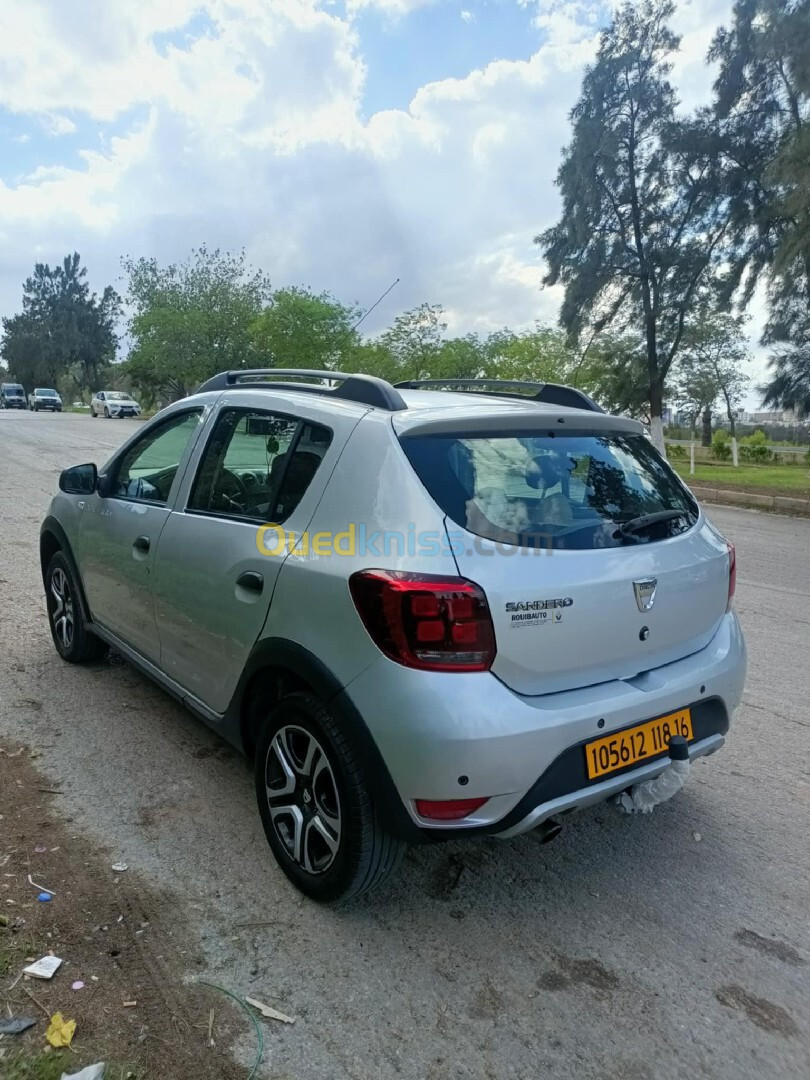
[255,692,406,902]
[103,407,109,418]
[45,552,107,663]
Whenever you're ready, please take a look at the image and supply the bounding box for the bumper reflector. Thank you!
[415,797,488,821]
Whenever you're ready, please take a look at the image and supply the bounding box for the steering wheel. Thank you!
[214,468,248,513]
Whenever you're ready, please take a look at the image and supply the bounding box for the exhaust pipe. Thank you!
[534,817,562,844]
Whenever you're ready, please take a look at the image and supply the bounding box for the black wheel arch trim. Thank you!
[39,517,93,624]
[228,638,424,843]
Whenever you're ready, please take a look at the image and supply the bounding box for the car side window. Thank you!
[113,410,203,505]
[187,408,332,523]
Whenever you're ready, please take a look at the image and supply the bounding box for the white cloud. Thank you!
[39,113,78,136]
[0,0,772,406]
[346,0,436,16]
[460,9,474,23]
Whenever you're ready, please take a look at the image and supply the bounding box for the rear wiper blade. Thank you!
[613,509,687,539]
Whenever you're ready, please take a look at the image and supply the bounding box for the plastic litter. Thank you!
[38,892,52,902]
[34,845,47,853]
[59,1065,106,1080]
[111,862,128,873]
[72,980,85,990]
[23,955,63,980]
[615,736,691,815]
[0,1016,36,1035]
[46,1011,76,1048]
[27,874,55,896]
[245,996,295,1025]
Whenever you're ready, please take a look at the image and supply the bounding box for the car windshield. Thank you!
[105,392,131,401]
[402,431,699,550]
[5,387,23,396]
[37,389,58,396]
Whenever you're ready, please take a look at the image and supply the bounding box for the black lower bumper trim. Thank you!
[412,696,730,842]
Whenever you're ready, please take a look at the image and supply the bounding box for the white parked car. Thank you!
[29,388,62,412]
[91,391,141,419]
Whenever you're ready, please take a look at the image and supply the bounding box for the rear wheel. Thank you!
[90,407,97,417]
[45,552,107,663]
[255,691,406,902]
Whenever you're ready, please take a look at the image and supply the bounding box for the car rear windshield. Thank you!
[401,431,699,550]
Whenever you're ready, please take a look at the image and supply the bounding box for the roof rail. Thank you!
[195,368,407,411]
[392,378,605,413]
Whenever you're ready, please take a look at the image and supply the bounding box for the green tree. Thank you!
[1,253,119,392]
[122,246,271,401]
[677,311,750,456]
[580,333,658,420]
[538,0,732,452]
[250,287,361,370]
[710,0,810,416]
[482,326,578,384]
[379,303,447,381]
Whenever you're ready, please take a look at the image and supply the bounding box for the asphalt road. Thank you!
[1,410,808,1080]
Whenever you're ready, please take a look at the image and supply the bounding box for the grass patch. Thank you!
[672,462,810,494]
[1,1054,143,1080]
[1,1051,72,1080]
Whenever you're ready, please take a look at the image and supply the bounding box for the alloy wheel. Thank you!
[49,567,75,651]
[264,725,342,875]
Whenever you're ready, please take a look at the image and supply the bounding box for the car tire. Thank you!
[103,407,109,418]
[45,552,107,663]
[90,408,96,417]
[255,691,406,903]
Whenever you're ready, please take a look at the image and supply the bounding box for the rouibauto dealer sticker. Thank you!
[508,610,564,628]
[505,598,571,629]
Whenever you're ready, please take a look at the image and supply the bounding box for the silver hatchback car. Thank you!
[41,370,746,901]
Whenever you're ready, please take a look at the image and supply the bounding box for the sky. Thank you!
[0,0,770,405]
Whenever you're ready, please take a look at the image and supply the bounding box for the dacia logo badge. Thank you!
[633,579,657,612]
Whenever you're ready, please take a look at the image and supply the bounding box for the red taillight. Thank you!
[415,797,489,821]
[727,541,736,609]
[349,570,496,672]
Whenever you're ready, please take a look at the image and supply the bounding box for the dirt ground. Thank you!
[0,744,249,1080]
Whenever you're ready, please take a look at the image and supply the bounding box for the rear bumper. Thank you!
[345,610,746,837]
[495,731,725,838]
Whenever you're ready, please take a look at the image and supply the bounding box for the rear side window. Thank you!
[402,432,698,550]
[188,408,332,523]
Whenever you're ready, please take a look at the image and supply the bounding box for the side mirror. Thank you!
[59,463,98,495]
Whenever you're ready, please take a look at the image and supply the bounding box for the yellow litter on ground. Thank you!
[46,1012,76,1048]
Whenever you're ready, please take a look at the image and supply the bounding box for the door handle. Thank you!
[133,535,151,553]
[236,571,264,593]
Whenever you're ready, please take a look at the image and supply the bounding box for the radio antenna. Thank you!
[347,277,400,339]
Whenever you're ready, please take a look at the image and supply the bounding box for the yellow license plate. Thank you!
[585,709,693,780]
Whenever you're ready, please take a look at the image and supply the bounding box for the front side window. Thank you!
[403,432,698,550]
[188,408,332,522]
[113,410,203,505]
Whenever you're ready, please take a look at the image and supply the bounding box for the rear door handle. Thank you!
[236,571,264,593]
[133,535,150,553]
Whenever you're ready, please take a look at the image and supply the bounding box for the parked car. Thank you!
[40,370,746,901]
[0,382,26,409]
[29,388,62,412]
[90,391,141,418]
